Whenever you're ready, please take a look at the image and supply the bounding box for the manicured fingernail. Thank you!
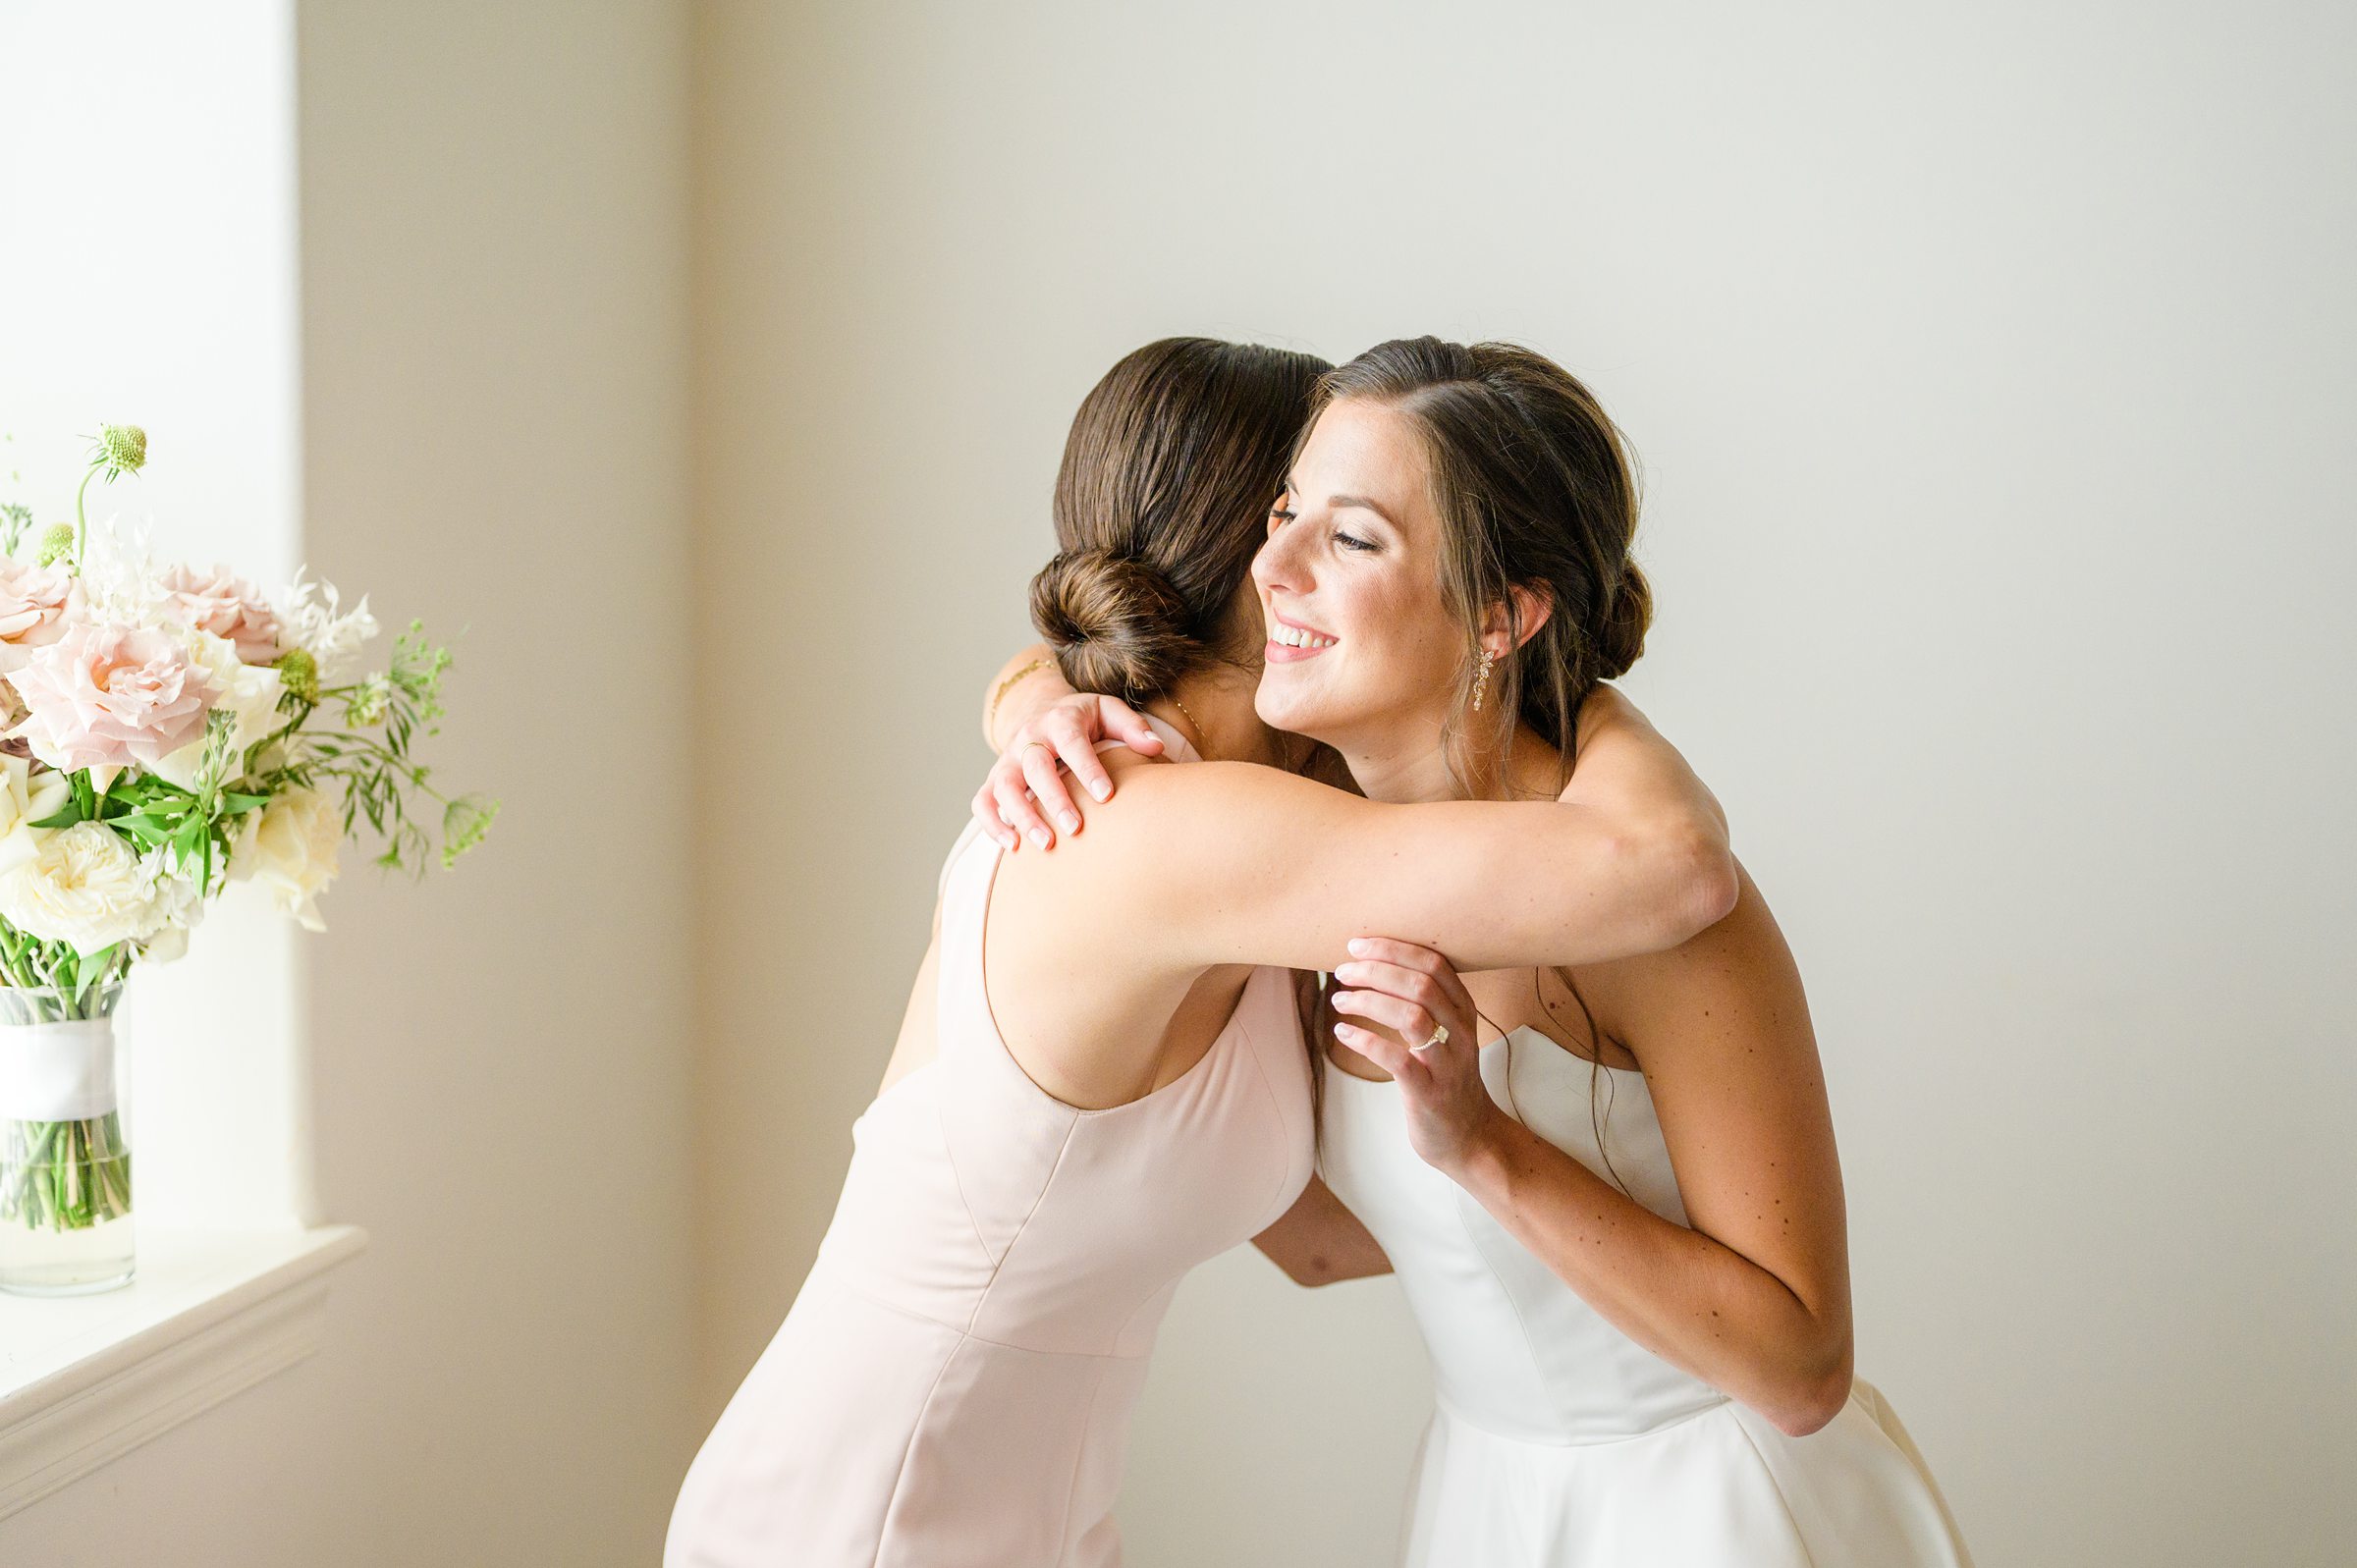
[1058,813,1079,834]
[1088,780,1111,802]
[1028,829,1050,848]
[1347,938,1369,955]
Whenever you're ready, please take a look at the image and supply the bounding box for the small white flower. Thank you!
[136,843,207,936]
[70,517,180,632]
[275,568,377,686]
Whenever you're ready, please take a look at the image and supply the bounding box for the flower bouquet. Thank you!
[0,425,495,1293]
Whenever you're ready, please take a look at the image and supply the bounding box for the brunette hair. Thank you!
[1031,338,1331,699]
[1029,337,1337,1141]
[1310,337,1654,1182]
[1305,336,1652,797]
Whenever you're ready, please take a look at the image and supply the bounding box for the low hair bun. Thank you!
[1595,561,1652,681]
[1028,546,1200,698]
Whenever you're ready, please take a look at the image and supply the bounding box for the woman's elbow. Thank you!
[1640,826,1738,948]
[1764,1329,1856,1438]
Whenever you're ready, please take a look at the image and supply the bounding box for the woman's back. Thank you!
[664,719,1314,1568]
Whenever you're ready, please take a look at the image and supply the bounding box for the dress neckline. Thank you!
[1129,711,1199,765]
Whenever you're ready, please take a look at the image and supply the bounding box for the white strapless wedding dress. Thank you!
[1320,1027,1976,1567]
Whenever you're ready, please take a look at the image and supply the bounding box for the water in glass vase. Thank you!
[0,980,136,1295]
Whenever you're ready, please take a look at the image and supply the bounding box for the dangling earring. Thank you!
[1471,647,1496,712]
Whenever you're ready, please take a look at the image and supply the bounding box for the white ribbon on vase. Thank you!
[0,1020,119,1121]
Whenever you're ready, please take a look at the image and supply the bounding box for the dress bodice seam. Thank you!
[817,1263,1160,1362]
[961,1111,1081,1336]
[935,1087,1001,1270]
[1430,1385,1736,1450]
[1446,1181,1561,1429]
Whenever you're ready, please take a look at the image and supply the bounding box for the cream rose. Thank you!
[0,755,72,879]
[149,630,286,791]
[229,786,342,933]
[0,822,177,952]
[4,622,219,776]
[158,563,283,665]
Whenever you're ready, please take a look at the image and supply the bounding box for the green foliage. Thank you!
[29,764,255,897]
[255,619,496,878]
[441,794,499,869]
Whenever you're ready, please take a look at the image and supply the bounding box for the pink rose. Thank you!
[4,622,220,774]
[159,563,283,664]
[0,559,80,673]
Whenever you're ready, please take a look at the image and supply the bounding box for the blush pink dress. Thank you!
[666,720,1315,1568]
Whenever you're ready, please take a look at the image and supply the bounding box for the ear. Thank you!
[1480,582,1555,656]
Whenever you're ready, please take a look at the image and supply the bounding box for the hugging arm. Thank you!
[981,642,1066,751]
[1068,705,1737,978]
[977,644,1165,850]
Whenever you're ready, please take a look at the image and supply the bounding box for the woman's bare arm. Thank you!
[981,642,1068,751]
[1048,721,1737,979]
[1330,874,1854,1437]
[1251,1174,1395,1286]
[1558,684,1727,839]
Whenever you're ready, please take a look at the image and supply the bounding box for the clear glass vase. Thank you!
[0,979,134,1296]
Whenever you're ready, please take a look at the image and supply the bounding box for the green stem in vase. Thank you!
[5,1120,58,1226]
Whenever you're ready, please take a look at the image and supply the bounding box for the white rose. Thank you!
[228,786,342,933]
[0,756,72,879]
[0,822,177,953]
[149,630,285,791]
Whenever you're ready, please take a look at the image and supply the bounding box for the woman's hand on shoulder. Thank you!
[971,692,1165,851]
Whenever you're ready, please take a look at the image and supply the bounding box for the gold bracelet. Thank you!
[986,656,1054,742]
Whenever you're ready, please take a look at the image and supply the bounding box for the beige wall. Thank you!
[294,2,699,1561]
[691,3,2356,1565]
[3,2,2349,1562]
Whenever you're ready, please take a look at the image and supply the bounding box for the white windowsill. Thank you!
[0,1222,367,1519]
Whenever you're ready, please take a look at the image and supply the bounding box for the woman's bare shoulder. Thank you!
[1580,858,1804,1048]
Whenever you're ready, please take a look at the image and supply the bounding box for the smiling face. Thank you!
[1249,398,1474,760]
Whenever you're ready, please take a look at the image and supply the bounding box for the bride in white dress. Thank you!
[1309,946,1974,1565]
[992,336,1976,1565]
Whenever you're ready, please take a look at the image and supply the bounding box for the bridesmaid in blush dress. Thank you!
[666,714,1313,1568]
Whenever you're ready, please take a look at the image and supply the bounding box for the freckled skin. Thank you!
[1350,860,1855,1433]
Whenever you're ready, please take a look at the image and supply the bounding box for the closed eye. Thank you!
[1333,529,1376,553]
